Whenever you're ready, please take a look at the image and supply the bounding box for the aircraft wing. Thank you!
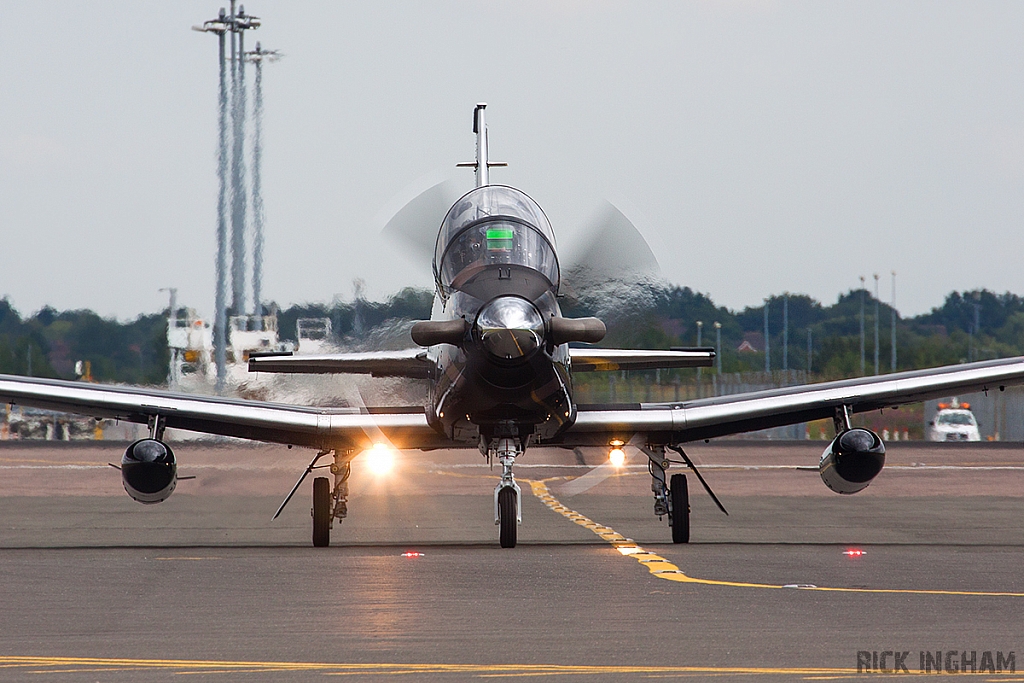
[248,349,433,378]
[555,356,1024,446]
[0,374,447,451]
[6,356,1024,452]
[569,348,714,371]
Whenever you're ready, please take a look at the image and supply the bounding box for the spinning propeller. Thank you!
[378,176,665,302]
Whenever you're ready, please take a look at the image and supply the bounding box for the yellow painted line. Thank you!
[527,479,1024,597]
[0,656,873,677]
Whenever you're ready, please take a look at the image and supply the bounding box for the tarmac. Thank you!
[2,438,1024,681]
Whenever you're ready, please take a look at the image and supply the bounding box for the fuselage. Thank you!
[426,185,574,447]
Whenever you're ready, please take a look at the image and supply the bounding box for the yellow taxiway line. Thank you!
[0,656,883,677]
[527,479,1024,598]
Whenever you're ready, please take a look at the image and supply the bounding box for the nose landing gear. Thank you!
[490,437,523,548]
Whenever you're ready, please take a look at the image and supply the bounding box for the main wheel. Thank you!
[312,476,331,548]
[498,486,517,548]
[670,473,690,544]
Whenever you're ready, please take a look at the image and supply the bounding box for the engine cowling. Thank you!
[121,439,177,504]
[819,428,885,494]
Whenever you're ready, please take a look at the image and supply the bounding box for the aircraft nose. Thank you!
[474,296,545,361]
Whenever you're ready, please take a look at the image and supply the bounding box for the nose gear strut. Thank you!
[490,437,523,548]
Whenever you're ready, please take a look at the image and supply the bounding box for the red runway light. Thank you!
[842,549,866,557]
[401,551,424,558]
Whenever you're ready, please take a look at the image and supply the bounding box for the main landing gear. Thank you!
[490,437,523,548]
[311,450,354,547]
[646,446,689,544]
[645,442,729,544]
[272,447,357,548]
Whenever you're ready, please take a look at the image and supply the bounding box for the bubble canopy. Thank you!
[434,185,559,289]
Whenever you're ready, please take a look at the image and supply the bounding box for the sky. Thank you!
[0,1,1022,320]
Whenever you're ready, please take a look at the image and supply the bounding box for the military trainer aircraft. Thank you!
[3,103,1024,548]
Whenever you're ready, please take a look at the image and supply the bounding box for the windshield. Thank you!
[434,186,558,288]
[937,411,976,426]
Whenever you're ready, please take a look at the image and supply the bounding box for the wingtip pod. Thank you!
[411,319,470,347]
[819,428,885,494]
[548,317,606,346]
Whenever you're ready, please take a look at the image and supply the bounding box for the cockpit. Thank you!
[434,185,559,291]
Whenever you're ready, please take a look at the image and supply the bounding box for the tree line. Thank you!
[1,284,1021,385]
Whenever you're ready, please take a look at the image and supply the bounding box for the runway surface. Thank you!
[2,439,1024,681]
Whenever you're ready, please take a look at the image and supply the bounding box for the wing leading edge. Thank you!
[0,374,447,451]
[556,356,1024,446]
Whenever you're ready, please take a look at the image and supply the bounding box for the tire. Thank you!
[670,473,690,544]
[498,486,517,548]
[312,476,331,548]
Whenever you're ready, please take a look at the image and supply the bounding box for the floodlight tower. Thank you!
[246,42,280,331]
[229,3,260,323]
[192,10,230,392]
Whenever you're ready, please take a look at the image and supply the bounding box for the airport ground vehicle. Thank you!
[929,400,981,442]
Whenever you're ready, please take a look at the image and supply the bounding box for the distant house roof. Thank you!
[738,332,764,353]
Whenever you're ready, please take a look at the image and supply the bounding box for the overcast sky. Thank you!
[1,1,1022,320]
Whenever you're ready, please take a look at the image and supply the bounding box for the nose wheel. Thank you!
[497,486,518,548]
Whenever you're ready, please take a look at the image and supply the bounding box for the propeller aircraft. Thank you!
[4,103,1024,548]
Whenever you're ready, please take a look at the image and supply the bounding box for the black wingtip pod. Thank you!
[120,438,177,504]
[819,428,886,494]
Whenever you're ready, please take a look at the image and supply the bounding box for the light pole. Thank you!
[859,276,866,375]
[714,321,722,375]
[782,294,789,375]
[193,10,230,393]
[873,273,880,376]
[891,271,897,371]
[159,287,178,329]
[696,321,703,398]
[807,327,813,375]
[971,291,982,361]
[160,287,179,387]
[763,300,770,375]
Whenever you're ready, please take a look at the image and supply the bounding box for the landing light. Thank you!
[365,443,395,475]
[609,447,626,468]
